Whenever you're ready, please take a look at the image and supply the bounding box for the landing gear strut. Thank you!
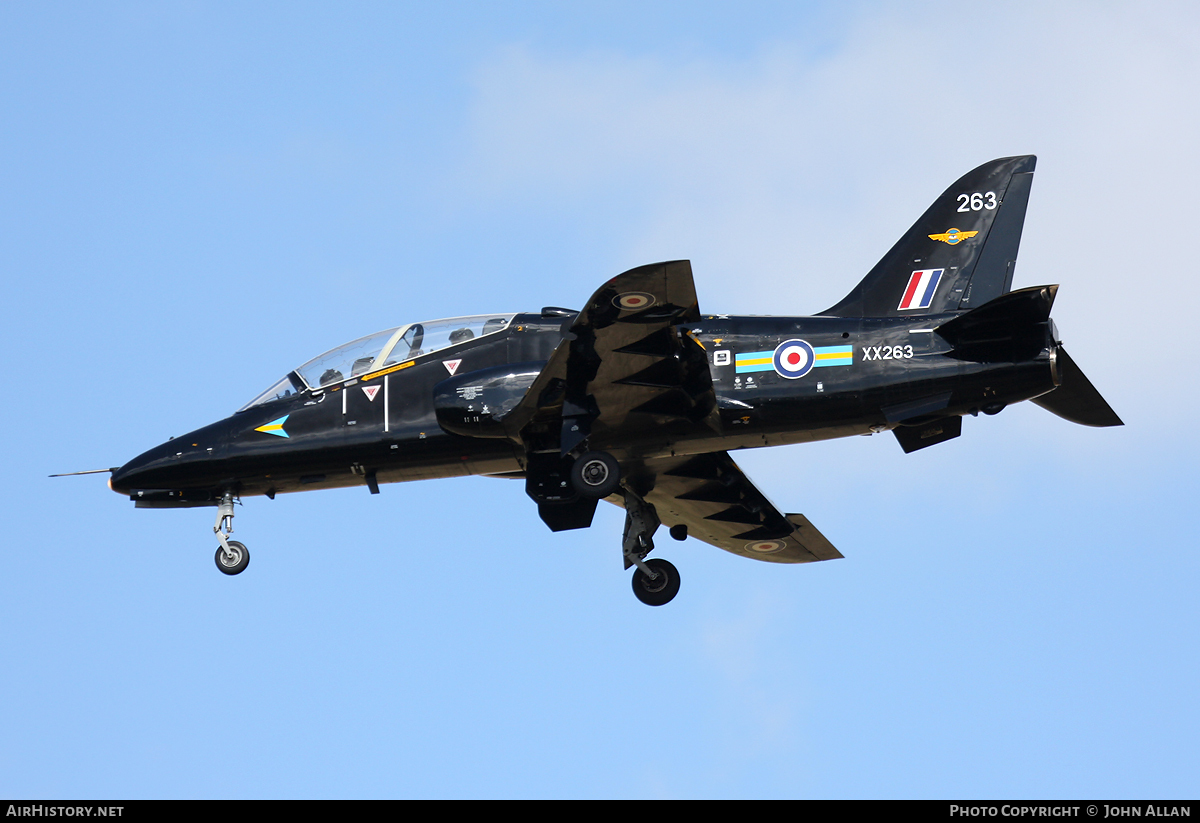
[621,489,680,606]
[213,492,250,575]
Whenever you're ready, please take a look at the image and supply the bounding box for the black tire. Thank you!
[631,558,680,606]
[215,540,250,575]
[570,451,621,499]
[669,524,688,541]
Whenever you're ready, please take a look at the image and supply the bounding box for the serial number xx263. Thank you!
[861,345,913,361]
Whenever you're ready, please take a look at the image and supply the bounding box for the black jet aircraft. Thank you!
[74,156,1121,605]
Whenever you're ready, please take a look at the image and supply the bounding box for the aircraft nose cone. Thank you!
[109,450,156,495]
[109,428,227,496]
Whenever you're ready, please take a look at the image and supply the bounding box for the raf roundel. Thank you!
[746,540,787,554]
[613,292,656,310]
[772,339,816,379]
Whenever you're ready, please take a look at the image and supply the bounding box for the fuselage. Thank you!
[109,309,1057,506]
[96,159,1122,601]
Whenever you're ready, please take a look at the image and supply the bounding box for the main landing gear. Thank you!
[213,492,250,575]
[553,448,681,606]
[570,450,621,499]
[631,558,680,607]
[620,487,680,606]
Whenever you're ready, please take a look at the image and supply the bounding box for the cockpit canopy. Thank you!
[239,314,515,412]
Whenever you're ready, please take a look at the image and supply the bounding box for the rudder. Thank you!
[823,155,1036,317]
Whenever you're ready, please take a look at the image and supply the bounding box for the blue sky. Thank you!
[3,0,1198,798]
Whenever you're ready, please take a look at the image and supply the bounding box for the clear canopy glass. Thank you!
[238,375,302,411]
[238,314,515,412]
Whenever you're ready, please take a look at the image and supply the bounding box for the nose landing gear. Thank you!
[213,492,250,575]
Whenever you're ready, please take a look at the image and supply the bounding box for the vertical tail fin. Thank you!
[823,155,1036,317]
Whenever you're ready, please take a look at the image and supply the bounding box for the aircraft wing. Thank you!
[506,261,839,562]
[507,260,720,452]
[618,451,843,565]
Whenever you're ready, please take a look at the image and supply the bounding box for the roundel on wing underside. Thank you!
[772,339,815,379]
[746,540,786,553]
[613,292,656,310]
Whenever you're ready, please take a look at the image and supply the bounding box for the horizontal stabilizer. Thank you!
[1033,347,1123,427]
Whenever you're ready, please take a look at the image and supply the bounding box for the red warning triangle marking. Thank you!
[443,359,462,376]
[362,385,380,401]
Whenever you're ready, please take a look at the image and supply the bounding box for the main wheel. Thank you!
[570,451,621,499]
[215,540,250,575]
[631,558,680,606]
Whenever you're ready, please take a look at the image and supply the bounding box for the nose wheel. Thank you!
[212,492,250,576]
[215,540,250,575]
